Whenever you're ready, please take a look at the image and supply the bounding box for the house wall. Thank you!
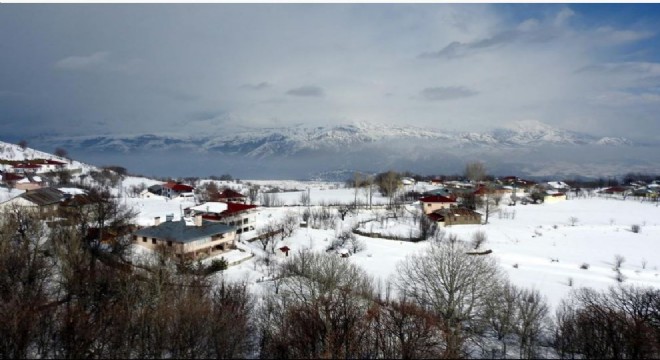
[544,194,567,204]
[15,183,42,191]
[134,231,236,257]
[445,214,481,226]
[222,212,257,234]
[422,201,454,214]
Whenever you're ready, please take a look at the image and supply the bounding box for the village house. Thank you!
[13,173,46,190]
[187,201,258,234]
[0,187,65,215]
[11,163,42,174]
[148,181,196,199]
[212,188,247,203]
[419,194,457,214]
[543,191,567,204]
[428,207,482,227]
[133,214,236,259]
[0,171,27,189]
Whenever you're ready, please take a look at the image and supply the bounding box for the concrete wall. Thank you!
[134,231,236,258]
[422,201,455,214]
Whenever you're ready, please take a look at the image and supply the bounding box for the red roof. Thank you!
[217,188,246,199]
[427,213,444,222]
[603,186,627,194]
[163,182,194,192]
[2,173,24,182]
[13,163,41,169]
[279,246,290,252]
[200,202,258,221]
[224,202,257,215]
[419,195,456,203]
[473,185,489,195]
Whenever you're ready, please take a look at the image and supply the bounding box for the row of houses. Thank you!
[418,177,572,227]
[0,180,257,260]
[0,159,68,174]
[134,183,256,258]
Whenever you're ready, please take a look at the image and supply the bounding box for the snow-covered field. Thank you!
[2,155,659,310]
[217,193,660,309]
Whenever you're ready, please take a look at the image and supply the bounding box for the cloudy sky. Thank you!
[2,4,660,141]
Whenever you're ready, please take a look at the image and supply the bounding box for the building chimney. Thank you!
[166,213,174,222]
[194,214,203,227]
[154,216,161,226]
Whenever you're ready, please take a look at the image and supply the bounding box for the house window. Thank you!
[152,239,157,244]
[243,218,248,224]
[167,241,172,247]
[143,236,147,242]
[237,228,242,234]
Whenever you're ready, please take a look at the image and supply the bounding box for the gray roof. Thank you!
[134,219,235,243]
[20,187,64,206]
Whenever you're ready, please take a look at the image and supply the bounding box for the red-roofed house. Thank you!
[419,195,457,214]
[188,201,258,234]
[11,163,42,174]
[212,188,247,203]
[162,182,196,199]
[38,159,67,172]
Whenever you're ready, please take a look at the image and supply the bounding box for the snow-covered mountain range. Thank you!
[34,120,632,158]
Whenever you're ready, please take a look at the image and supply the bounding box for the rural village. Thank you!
[1,141,660,358]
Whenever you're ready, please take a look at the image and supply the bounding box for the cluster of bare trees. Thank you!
[553,286,660,359]
[255,240,552,359]
[0,192,254,359]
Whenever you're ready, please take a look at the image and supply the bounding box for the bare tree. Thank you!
[353,171,362,210]
[248,184,260,204]
[464,161,486,183]
[54,147,68,159]
[258,250,375,359]
[396,240,503,357]
[485,282,521,359]
[614,254,626,270]
[376,171,401,208]
[515,288,549,359]
[363,175,375,210]
[256,222,278,253]
[299,188,311,207]
[471,231,488,250]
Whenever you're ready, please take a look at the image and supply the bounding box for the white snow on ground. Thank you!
[221,194,660,310]
[2,163,660,310]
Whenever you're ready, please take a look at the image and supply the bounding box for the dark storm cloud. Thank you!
[286,85,325,97]
[1,4,660,141]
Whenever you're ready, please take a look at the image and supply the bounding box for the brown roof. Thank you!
[20,187,64,206]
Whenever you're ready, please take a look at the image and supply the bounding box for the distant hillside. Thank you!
[34,120,633,157]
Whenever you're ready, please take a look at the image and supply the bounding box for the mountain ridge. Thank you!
[33,121,633,158]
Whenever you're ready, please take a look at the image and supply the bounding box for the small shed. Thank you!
[278,245,291,257]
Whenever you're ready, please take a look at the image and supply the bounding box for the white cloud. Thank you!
[554,8,575,27]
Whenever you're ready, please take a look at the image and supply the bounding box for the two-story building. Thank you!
[419,195,457,214]
[187,201,258,234]
[133,214,236,259]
